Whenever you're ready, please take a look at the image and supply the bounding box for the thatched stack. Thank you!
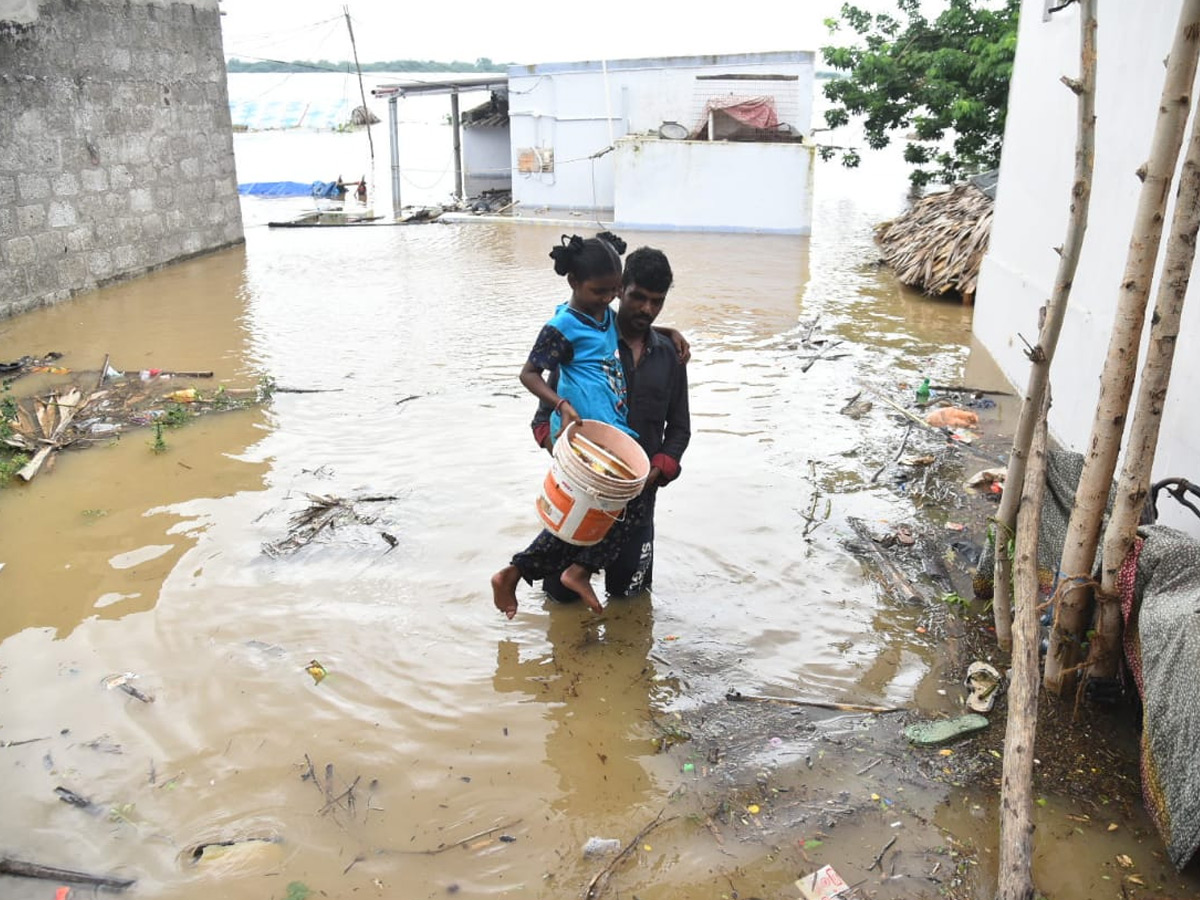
[876,179,994,305]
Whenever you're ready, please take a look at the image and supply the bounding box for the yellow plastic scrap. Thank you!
[305,660,328,684]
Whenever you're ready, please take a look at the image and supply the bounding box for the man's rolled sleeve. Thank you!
[655,364,690,484]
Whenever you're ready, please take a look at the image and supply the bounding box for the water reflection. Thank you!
[493,594,663,822]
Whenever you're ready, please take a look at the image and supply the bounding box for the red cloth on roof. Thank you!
[690,96,779,138]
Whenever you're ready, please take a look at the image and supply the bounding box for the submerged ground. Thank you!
[1,154,1198,900]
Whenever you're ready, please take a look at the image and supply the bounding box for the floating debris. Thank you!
[262,493,399,558]
[305,660,328,685]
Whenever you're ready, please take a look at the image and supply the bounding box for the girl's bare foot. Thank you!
[561,564,603,614]
[491,566,521,619]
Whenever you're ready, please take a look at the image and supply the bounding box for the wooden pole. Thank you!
[1088,84,1200,682]
[992,0,1097,651]
[1048,0,1200,695]
[997,389,1051,900]
[344,6,375,169]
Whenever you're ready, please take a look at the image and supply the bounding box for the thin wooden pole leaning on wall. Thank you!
[991,0,1097,651]
[1048,0,1200,696]
[1089,93,1200,683]
[997,388,1051,900]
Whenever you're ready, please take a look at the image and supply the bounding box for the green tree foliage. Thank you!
[820,0,1020,187]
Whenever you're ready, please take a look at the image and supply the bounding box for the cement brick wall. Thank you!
[0,0,243,319]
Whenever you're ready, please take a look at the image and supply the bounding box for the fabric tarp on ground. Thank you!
[974,449,1200,869]
[1120,525,1200,870]
[973,449,1103,600]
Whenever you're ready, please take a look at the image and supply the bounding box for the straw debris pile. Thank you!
[875,180,993,305]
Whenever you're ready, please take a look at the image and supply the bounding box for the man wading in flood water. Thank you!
[534,246,691,601]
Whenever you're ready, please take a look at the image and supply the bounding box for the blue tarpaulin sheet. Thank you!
[238,181,345,198]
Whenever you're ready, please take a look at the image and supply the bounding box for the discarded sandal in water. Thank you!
[964,661,1002,713]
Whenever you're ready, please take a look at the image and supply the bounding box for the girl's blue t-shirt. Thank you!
[527,304,636,438]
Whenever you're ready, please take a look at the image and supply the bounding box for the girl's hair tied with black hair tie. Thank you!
[596,231,627,255]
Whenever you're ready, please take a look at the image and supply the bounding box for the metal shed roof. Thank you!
[372,74,508,98]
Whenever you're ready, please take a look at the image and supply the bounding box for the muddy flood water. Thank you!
[3,139,1199,900]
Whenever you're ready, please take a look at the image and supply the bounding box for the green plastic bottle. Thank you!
[915,377,931,404]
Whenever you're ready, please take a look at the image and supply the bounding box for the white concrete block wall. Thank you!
[0,0,243,318]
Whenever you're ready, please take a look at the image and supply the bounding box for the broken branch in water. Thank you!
[585,811,673,900]
[320,775,361,815]
[262,493,400,558]
[801,314,821,346]
[855,756,884,776]
[54,786,99,811]
[18,387,96,482]
[801,489,831,539]
[871,423,914,484]
[929,384,1011,396]
[0,857,135,891]
[870,835,898,871]
[847,516,923,605]
[0,736,50,748]
[800,340,845,373]
[725,689,901,714]
[400,819,525,855]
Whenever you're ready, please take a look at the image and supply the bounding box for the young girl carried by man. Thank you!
[490,231,639,619]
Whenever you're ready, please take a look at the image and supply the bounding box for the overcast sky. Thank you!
[219,0,914,67]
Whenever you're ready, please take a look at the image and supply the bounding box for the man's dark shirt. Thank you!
[532,327,689,478]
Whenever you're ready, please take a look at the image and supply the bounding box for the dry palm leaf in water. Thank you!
[262,493,398,558]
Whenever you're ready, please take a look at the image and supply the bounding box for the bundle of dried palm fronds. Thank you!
[875,180,993,305]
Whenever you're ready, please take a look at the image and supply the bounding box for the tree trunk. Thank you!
[1088,96,1200,682]
[992,0,1098,651]
[997,390,1051,900]
[1047,0,1200,695]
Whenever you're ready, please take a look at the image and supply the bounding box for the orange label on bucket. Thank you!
[538,469,574,530]
[573,506,620,544]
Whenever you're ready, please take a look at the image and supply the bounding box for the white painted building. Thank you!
[506,52,816,233]
[974,0,1200,535]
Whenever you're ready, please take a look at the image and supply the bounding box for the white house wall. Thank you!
[463,126,511,197]
[974,0,1200,535]
[612,138,814,234]
[508,53,814,212]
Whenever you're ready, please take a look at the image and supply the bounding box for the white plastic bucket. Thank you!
[536,420,650,546]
